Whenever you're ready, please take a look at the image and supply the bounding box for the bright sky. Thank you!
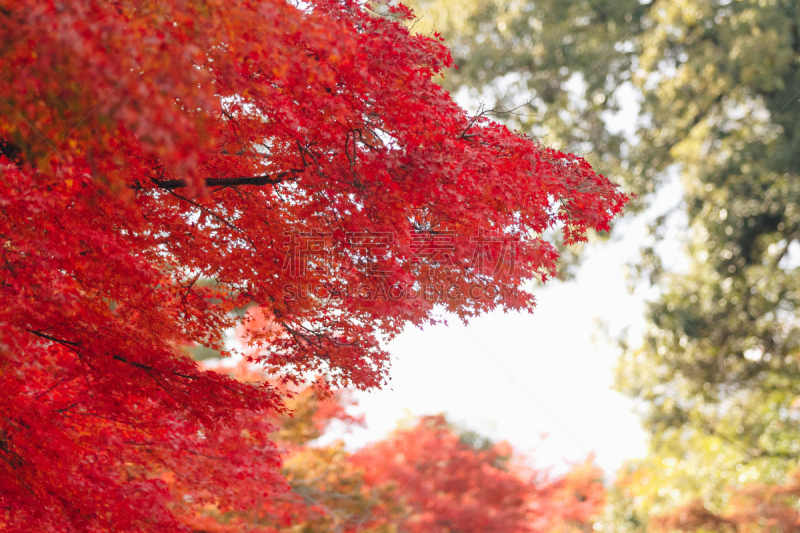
[341,218,644,476]
[340,83,689,478]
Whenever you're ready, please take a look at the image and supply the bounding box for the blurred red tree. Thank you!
[353,415,606,533]
[169,368,606,533]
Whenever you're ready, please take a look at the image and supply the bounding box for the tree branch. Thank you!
[143,171,299,190]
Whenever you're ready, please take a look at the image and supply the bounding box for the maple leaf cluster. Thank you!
[0,0,626,531]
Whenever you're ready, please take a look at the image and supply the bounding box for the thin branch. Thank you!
[27,330,81,348]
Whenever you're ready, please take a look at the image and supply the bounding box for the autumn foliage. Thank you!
[0,0,625,530]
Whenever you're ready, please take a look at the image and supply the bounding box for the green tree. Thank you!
[408,0,800,529]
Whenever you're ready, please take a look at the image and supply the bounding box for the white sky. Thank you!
[342,197,674,477]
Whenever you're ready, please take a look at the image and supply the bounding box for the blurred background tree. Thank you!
[174,371,605,532]
[402,0,800,529]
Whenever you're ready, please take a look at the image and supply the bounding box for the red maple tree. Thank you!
[0,0,626,531]
[353,415,606,533]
